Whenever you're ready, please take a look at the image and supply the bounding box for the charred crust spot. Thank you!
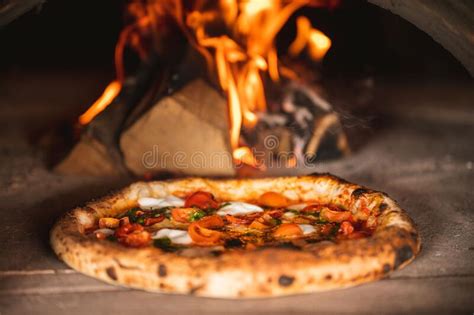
[383,263,391,274]
[225,238,244,248]
[106,267,117,281]
[189,285,204,295]
[267,277,272,283]
[275,242,302,250]
[278,275,295,287]
[210,250,223,257]
[352,188,368,198]
[394,245,414,269]
[379,203,388,211]
[325,274,332,280]
[158,264,167,277]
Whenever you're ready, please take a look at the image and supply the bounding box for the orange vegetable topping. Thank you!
[188,215,224,246]
[258,192,289,208]
[273,223,303,238]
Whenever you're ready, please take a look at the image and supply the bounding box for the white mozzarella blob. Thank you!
[138,197,163,209]
[298,224,316,235]
[287,203,308,211]
[160,195,185,207]
[216,202,263,216]
[138,196,185,210]
[152,228,192,245]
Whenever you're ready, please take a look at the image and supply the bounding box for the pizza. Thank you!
[50,174,420,298]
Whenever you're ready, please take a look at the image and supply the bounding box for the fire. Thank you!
[182,0,333,167]
[78,81,121,125]
[79,0,334,168]
[308,29,332,60]
[288,16,332,61]
[233,147,263,169]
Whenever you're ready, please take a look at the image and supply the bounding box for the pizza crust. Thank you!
[50,173,421,298]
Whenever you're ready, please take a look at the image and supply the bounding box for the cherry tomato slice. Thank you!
[301,204,323,213]
[115,223,151,247]
[184,191,219,209]
[144,216,165,226]
[188,215,224,245]
[197,215,224,228]
[171,208,195,223]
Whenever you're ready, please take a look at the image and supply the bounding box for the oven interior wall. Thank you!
[0,1,473,313]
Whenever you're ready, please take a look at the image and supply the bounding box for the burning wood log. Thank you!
[56,1,355,177]
[55,56,168,177]
[305,112,350,160]
[120,79,235,177]
[247,81,350,165]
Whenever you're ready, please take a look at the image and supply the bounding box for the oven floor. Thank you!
[0,79,473,314]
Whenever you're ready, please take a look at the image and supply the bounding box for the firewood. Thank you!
[55,135,123,177]
[54,56,174,177]
[247,80,351,164]
[305,112,350,160]
[120,79,235,177]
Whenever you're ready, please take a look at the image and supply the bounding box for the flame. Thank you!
[289,16,332,61]
[307,28,332,60]
[233,147,265,170]
[182,1,332,167]
[78,81,121,125]
[288,16,312,57]
[286,156,297,168]
[79,0,334,168]
[183,0,320,166]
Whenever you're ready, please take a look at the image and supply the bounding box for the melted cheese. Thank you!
[152,228,192,245]
[216,202,263,216]
[298,224,316,235]
[138,196,185,210]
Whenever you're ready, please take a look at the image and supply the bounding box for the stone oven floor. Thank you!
[0,79,473,314]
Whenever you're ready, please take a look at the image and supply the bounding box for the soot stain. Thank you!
[106,266,117,281]
[278,275,295,287]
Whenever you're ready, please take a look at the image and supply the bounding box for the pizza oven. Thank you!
[1,0,473,313]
